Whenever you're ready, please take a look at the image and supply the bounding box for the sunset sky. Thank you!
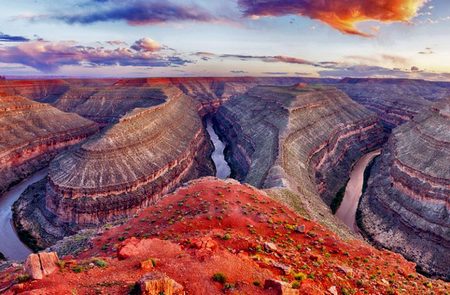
[1,0,449,80]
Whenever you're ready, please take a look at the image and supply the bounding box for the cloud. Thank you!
[319,65,411,78]
[262,71,289,75]
[106,40,128,46]
[238,0,428,36]
[411,66,420,72]
[35,1,216,25]
[418,47,434,54]
[230,70,248,74]
[219,54,315,65]
[0,39,189,72]
[0,32,30,42]
[131,38,161,52]
[346,54,409,66]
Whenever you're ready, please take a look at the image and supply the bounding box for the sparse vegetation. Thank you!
[212,272,227,284]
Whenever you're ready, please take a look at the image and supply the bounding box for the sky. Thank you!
[1,0,450,80]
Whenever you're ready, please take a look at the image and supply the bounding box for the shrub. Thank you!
[93,258,108,268]
[294,272,307,281]
[222,233,232,240]
[16,274,31,283]
[291,281,300,289]
[253,281,261,287]
[212,273,227,284]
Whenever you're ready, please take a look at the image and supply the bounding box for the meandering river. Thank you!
[335,150,381,233]
[0,169,47,261]
[206,119,231,179]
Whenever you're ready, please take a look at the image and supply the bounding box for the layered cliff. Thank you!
[337,78,449,130]
[52,85,167,125]
[358,97,450,280]
[0,95,98,195]
[0,80,70,103]
[43,86,214,227]
[215,84,385,207]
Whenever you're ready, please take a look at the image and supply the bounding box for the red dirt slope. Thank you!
[3,177,449,294]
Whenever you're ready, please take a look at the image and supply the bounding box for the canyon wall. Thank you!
[337,78,450,130]
[43,85,214,226]
[214,84,385,206]
[0,95,98,195]
[358,98,450,280]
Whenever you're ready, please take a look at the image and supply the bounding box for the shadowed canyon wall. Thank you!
[214,84,386,206]
[0,95,98,195]
[358,97,450,280]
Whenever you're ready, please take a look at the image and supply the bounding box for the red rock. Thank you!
[192,237,218,252]
[138,271,184,295]
[24,252,59,280]
[264,279,299,295]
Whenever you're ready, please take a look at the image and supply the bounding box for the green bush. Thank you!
[212,273,227,284]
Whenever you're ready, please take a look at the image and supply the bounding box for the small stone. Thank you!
[264,242,277,252]
[140,259,155,271]
[328,286,338,295]
[264,279,299,295]
[295,225,305,233]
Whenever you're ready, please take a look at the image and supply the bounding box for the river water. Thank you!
[0,169,47,261]
[335,150,381,233]
[206,119,231,179]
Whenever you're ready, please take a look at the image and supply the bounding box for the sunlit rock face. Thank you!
[0,95,98,195]
[358,98,450,280]
[214,84,385,205]
[337,78,450,131]
[45,86,214,225]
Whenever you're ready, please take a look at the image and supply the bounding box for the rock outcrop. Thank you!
[24,252,59,280]
[337,78,449,130]
[214,85,385,207]
[138,272,184,295]
[0,95,98,195]
[358,98,450,280]
[44,85,214,226]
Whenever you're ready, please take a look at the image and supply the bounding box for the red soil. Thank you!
[2,177,449,294]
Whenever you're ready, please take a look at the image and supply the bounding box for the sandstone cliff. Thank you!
[43,85,214,226]
[215,85,385,207]
[337,78,450,130]
[358,97,450,280]
[0,95,98,195]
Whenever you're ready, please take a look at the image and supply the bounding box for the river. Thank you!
[0,169,47,261]
[206,119,231,179]
[335,150,381,233]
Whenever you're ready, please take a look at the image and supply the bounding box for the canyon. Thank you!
[358,97,450,280]
[14,85,215,249]
[0,77,448,292]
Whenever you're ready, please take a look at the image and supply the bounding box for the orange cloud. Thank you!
[239,0,428,36]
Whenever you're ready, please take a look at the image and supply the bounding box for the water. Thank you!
[206,119,231,179]
[335,150,381,233]
[0,169,47,261]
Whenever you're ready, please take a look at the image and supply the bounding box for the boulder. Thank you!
[24,252,59,280]
[264,279,299,295]
[138,271,184,295]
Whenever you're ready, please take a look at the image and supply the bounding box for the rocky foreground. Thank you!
[358,98,450,280]
[1,178,449,294]
[0,95,98,195]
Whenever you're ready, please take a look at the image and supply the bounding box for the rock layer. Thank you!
[337,78,450,130]
[358,98,450,280]
[45,86,214,226]
[214,85,385,207]
[0,95,98,195]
